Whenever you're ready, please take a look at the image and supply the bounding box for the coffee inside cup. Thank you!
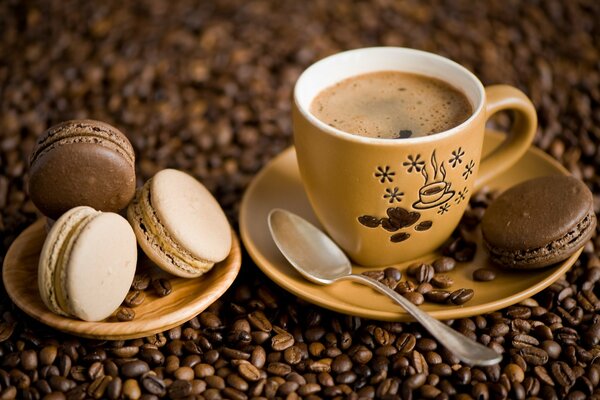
[310,71,473,139]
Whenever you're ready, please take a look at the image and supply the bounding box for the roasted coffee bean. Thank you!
[121,360,149,378]
[519,346,549,365]
[248,311,272,332]
[431,274,454,288]
[403,291,424,305]
[472,268,496,281]
[169,379,192,398]
[384,267,402,281]
[432,257,456,273]
[395,281,416,294]
[142,374,167,396]
[416,282,433,294]
[124,290,145,307]
[551,361,575,388]
[449,288,474,305]
[106,377,122,400]
[152,279,172,297]
[116,307,135,322]
[416,264,435,284]
[131,273,151,290]
[271,333,294,351]
[425,290,451,303]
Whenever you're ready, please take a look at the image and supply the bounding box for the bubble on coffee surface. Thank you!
[310,71,473,139]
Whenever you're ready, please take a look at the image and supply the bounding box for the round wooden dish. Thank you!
[3,220,241,340]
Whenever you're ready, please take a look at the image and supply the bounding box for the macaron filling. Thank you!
[485,211,596,266]
[39,207,99,316]
[54,212,99,316]
[132,180,214,275]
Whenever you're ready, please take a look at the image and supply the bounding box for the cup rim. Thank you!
[293,47,486,145]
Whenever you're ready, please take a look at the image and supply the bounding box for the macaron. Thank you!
[29,119,136,219]
[38,206,137,321]
[482,176,596,269]
[127,169,232,278]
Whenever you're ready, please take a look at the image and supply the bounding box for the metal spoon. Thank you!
[268,208,501,366]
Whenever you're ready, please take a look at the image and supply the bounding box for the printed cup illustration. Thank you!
[412,151,455,210]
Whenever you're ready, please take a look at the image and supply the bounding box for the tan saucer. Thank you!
[240,129,581,321]
[3,221,241,339]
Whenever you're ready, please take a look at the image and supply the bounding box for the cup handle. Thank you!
[474,85,537,191]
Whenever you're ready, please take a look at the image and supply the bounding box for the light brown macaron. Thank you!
[128,169,232,278]
[38,206,137,321]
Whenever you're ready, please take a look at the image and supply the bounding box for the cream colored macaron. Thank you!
[38,206,137,321]
[127,169,232,278]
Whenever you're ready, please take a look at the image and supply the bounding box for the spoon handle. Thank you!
[343,274,501,366]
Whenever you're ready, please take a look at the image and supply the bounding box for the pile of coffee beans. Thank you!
[1,0,600,398]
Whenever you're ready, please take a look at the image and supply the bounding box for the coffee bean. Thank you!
[131,273,151,290]
[416,282,433,294]
[169,379,193,398]
[116,307,135,322]
[519,346,549,366]
[551,361,575,388]
[425,290,451,303]
[152,278,172,297]
[238,361,261,382]
[432,257,456,273]
[195,363,215,378]
[403,291,424,305]
[271,333,294,351]
[106,376,122,399]
[449,288,474,305]
[472,268,496,281]
[541,340,562,359]
[431,274,454,288]
[512,334,540,349]
[88,375,111,398]
[142,374,166,396]
[416,264,435,284]
[124,290,145,307]
[384,267,402,281]
[395,281,416,294]
[248,311,272,332]
[121,360,149,378]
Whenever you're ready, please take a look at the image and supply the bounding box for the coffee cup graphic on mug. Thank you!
[293,47,537,267]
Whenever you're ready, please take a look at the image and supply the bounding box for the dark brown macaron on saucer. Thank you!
[28,119,136,219]
[482,175,596,269]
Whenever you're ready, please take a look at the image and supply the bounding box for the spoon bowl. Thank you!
[268,208,501,366]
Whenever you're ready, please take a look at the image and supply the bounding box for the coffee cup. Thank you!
[292,47,537,266]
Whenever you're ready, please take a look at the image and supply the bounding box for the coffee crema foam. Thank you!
[310,71,473,139]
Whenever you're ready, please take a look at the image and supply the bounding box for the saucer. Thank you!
[3,220,241,339]
[240,129,581,321]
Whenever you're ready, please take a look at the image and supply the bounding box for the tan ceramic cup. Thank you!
[293,47,537,267]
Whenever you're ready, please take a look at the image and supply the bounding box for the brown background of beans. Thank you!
[1,1,600,399]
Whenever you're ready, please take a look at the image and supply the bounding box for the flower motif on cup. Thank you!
[463,160,475,180]
[383,187,404,204]
[454,187,468,204]
[449,147,465,168]
[403,154,425,173]
[437,203,451,215]
[375,166,395,183]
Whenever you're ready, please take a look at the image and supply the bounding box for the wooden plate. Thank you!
[3,221,241,340]
[239,129,581,321]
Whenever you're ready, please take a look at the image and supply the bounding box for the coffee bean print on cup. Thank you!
[358,150,476,243]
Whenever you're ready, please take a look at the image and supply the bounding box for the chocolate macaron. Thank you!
[482,176,596,269]
[29,120,136,219]
[38,206,137,321]
[128,169,232,278]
